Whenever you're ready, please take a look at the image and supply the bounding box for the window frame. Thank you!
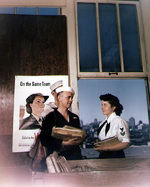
[75,0,146,79]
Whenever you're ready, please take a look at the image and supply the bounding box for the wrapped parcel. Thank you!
[51,125,87,141]
[94,136,120,147]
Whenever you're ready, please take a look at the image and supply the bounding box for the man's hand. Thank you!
[62,138,83,146]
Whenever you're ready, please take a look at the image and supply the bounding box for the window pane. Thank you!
[0,8,15,14]
[99,4,121,72]
[17,8,36,15]
[78,3,99,72]
[119,4,142,72]
[38,8,58,15]
[78,79,149,158]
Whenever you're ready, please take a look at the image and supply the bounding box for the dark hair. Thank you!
[26,93,49,114]
[99,93,123,116]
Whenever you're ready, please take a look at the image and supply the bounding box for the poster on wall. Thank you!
[13,75,68,152]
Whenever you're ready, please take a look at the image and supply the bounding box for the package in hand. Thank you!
[51,125,87,141]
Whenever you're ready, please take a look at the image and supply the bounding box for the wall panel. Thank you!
[0,14,68,135]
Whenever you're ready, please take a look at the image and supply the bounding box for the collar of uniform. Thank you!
[32,113,41,122]
[107,112,117,124]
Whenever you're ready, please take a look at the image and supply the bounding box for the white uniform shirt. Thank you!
[98,112,130,143]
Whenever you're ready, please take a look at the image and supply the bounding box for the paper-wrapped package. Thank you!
[94,136,120,147]
[51,125,87,141]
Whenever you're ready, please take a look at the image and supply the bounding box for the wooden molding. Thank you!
[0,0,66,7]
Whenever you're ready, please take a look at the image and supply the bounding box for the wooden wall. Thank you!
[0,14,68,135]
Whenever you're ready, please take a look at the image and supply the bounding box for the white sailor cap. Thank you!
[50,80,63,91]
[56,86,75,95]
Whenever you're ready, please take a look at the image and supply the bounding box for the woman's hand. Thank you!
[93,142,130,152]
[93,144,110,152]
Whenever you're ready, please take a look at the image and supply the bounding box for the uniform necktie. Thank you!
[97,120,107,135]
[39,118,42,122]
[97,120,110,136]
[38,118,43,127]
[105,122,110,136]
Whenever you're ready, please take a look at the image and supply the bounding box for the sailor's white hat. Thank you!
[56,86,75,95]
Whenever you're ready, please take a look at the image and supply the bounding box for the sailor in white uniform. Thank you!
[94,93,130,158]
